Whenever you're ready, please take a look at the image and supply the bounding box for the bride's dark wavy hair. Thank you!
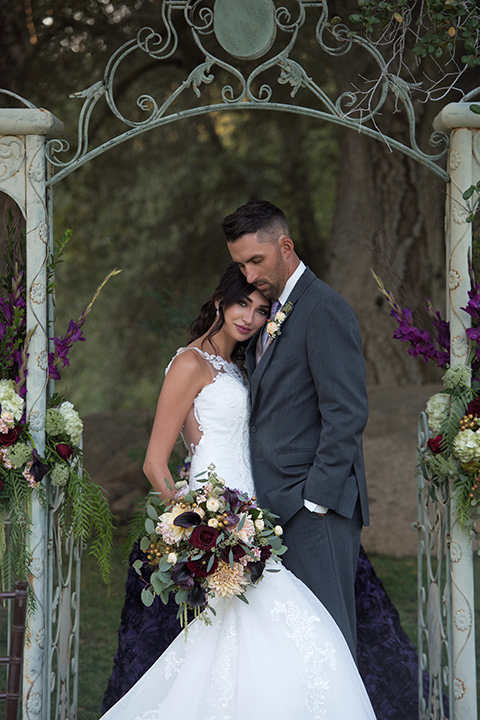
[190,263,266,365]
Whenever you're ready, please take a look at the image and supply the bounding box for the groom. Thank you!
[224,200,369,657]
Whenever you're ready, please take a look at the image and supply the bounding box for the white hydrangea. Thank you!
[0,379,24,421]
[426,393,450,433]
[58,401,83,445]
[453,429,480,463]
[50,462,70,488]
[443,366,472,390]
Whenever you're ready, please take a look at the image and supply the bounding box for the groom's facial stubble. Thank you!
[227,232,293,300]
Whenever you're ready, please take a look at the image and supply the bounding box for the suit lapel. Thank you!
[246,331,259,381]
[248,267,316,411]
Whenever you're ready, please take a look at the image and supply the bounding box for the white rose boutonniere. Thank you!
[266,301,294,342]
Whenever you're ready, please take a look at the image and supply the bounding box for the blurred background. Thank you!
[3,0,469,415]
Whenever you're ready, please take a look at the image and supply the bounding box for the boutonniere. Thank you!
[266,301,294,342]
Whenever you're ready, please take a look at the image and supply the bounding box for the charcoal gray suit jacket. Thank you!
[245,266,369,527]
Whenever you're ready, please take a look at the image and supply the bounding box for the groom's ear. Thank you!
[279,235,294,259]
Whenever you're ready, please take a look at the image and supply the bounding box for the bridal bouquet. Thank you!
[421,366,480,535]
[134,464,286,628]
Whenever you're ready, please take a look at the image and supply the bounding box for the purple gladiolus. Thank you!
[462,285,480,318]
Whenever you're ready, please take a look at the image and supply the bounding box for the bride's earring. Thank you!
[216,308,220,317]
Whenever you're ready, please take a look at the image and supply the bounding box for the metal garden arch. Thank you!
[0,1,479,718]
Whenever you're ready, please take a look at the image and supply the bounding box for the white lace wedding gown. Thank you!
[100,348,376,720]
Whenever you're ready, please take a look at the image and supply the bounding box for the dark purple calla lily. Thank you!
[172,562,195,589]
[249,560,265,584]
[173,511,202,528]
[224,512,239,527]
[30,449,49,483]
[224,487,242,512]
[187,583,207,608]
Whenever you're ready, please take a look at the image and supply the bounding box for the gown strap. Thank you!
[165,347,216,381]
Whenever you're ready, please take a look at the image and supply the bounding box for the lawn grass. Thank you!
[77,540,479,720]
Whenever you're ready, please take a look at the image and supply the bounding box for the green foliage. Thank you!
[47,228,73,295]
[350,0,480,67]
[57,464,114,585]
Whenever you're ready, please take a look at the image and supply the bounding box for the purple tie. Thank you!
[270,300,282,319]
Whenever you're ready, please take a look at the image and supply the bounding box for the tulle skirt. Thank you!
[99,563,376,720]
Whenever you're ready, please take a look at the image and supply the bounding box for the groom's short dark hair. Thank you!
[222,200,290,243]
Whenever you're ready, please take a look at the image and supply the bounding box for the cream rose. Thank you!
[206,497,220,512]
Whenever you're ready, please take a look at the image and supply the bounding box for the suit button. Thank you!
[250,425,257,433]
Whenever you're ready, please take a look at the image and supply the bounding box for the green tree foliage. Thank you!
[1,0,480,406]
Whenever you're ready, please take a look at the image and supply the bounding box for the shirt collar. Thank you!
[278,260,306,306]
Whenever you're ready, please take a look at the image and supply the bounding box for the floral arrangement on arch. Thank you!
[423,366,480,533]
[372,213,480,540]
[134,464,286,631]
[0,212,116,589]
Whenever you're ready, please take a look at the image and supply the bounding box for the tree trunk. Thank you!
[325,23,447,385]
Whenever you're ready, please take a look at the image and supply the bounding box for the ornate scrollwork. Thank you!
[416,414,452,720]
[0,136,25,182]
[45,0,450,185]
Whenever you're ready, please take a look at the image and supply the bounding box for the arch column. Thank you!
[433,102,480,720]
[0,109,63,720]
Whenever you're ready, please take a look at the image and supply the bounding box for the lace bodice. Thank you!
[166,347,254,496]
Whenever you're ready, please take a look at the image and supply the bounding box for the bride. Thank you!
[100,263,376,720]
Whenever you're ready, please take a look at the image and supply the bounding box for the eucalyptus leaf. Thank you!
[141,588,155,607]
[156,571,172,584]
[132,559,143,574]
[145,518,155,535]
[147,504,159,521]
[160,589,170,605]
[175,589,188,604]
[159,557,173,572]
[151,575,165,594]
[140,536,150,552]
